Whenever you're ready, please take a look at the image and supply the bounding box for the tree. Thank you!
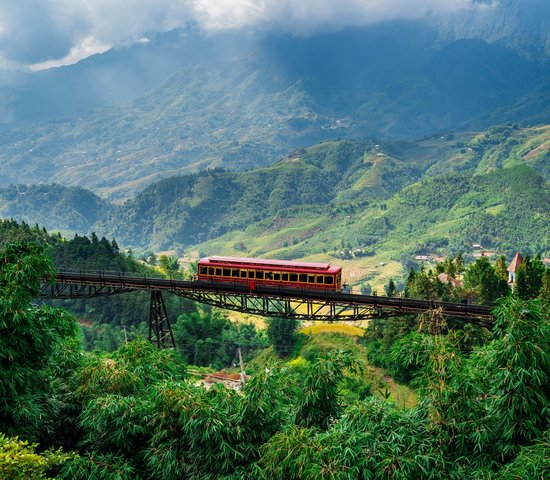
[488,297,550,457]
[294,350,358,430]
[540,269,550,307]
[385,278,396,297]
[267,316,298,357]
[494,254,509,281]
[0,242,78,439]
[454,252,464,275]
[0,433,72,480]
[515,255,545,300]
[158,254,179,275]
[463,257,509,304]
[443,257,456,277]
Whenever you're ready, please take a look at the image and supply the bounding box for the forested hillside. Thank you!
[0,220,199,350]
[0,184,112,233]
[0,241,548,479]
[1,124,548,292]
[90,126,549,269]
[94,139,423,248]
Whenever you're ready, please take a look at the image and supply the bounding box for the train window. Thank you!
[199,266,207,274]
[308,275,315,283]
[290,273,298,282]
[215,268,222,276]
[256,271,264,280]
[240,270,247,278]
[208,267,214,275]
[248,270,255,279]
[316,276,323,284]
[265,272,273,280]
[282,273,289,281]
[274,273,280,281]
[231,269,239,277]
[324,275,333,284]
[299,273,307,282]
[223,268,230,276]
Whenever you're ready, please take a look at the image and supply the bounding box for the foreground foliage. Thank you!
[0,242,549,479]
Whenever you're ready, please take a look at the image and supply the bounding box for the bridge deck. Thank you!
[41,270,494,325]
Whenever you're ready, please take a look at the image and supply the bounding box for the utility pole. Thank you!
[238,347,246,388]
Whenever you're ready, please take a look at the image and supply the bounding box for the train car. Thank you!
[197,256,342,291]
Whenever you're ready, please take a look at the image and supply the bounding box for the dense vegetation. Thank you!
[0,242,548,479]
[90,127,549,257]
[0,219,200,351]
[1,126,548,276]
[0,184,112,234]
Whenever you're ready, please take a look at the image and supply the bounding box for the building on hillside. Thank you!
[544,258,550,268]
[507,252,523,284]
[437,272,463,288]
[473,250,496,258]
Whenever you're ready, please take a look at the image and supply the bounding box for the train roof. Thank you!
[199,256,340,272]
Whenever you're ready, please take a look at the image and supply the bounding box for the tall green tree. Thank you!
[540,269,550,308]
[294,350,358,430]
[385,278,396,297]
[463,257,509,304]
[0,242,78,440]
[267,316,298,357]
[454,252,464,275]
[494,254,509,281]
[488,296,550,458]
[515,254,545,300]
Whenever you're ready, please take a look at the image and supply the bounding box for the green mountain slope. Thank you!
[187,164,549,289]
[93,139,442,249]
[0,184,112,234]
[0,28,548,201]
[2,125,548,292]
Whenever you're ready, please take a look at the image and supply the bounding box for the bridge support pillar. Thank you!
[149,290,176,348]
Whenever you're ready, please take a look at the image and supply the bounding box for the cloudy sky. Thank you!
[0,0,495,70]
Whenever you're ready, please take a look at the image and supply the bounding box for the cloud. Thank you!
[0,0,90,64]
[194,0,492,35]
[0,0,494,69]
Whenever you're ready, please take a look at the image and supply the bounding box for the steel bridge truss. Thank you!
[41,282,135,298]
[176,289,395,321]
[40,271,494,348]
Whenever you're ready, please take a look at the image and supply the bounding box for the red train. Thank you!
[197,256,342,291]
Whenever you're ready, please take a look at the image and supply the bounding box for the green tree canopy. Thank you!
[0,242,78,439]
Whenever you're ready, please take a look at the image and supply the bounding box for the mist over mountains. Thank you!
[0,0,549,203]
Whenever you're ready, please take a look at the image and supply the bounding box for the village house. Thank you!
[507,252,523,284]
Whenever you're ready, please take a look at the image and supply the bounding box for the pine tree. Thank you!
[385,278,396,297]
[494,255,508,281]
[515,255,545,300]
[267,317,297,357]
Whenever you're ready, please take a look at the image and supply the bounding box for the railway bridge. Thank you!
[41,269,494,348]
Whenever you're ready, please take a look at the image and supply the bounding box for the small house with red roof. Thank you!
[507,252,523,284]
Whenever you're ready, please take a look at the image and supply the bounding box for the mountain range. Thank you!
[0,0,549,200]
[1,125,548,284]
